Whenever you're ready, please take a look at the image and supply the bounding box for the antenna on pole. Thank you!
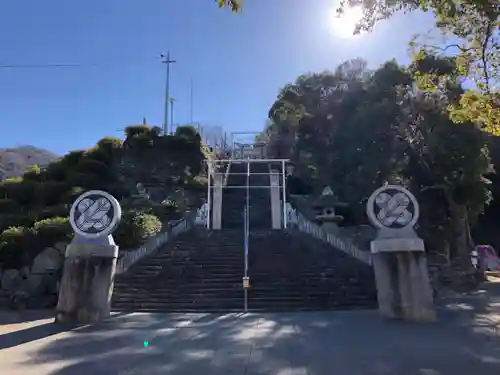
[160,52,176,135]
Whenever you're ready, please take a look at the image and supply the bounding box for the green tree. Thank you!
[265,57,491,277]
[339,0,500,133]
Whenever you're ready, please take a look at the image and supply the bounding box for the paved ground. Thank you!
[1,283,499,375]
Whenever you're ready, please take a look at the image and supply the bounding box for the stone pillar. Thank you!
[367,185,436,323]
[270,169,282,229]
[56,237,118,324]
[212,173,224,230]
[56,190,122,325]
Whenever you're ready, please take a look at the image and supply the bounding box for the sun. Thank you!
[329,6,363,39]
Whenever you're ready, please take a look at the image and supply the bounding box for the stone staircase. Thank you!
[112,160,377,312]
[112,229,244,312]
[247,230,377,310]
[221,162,271,229]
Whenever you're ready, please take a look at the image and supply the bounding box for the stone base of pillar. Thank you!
[371,236,436,323]
[55,238,118,325]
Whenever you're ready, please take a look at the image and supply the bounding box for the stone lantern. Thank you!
[312,186,348,234]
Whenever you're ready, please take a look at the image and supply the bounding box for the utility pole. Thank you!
[161,52,176,135]
[169,97,175,134]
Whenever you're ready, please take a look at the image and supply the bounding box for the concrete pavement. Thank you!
[0,283,499,375]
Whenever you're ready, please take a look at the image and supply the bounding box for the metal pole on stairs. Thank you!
[243,160,250,312]
[282,160,287,229]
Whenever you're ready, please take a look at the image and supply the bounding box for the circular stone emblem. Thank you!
[366,185,419,230]
[69,190,122,238]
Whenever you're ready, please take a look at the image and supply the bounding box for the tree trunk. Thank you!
[449,202,478,282]
[422,184,479,288]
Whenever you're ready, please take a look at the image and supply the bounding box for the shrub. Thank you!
[60,150,86,168]
[0,178,21,199]
[0,178,38,205]
[61,186,85,204]
[160,198,179,211]
[124,125,150,138]
[0,226,33,269]
[104,185,130,201]
[0,214,34,234]
[120,197,152,211]
[175,125,201,142]
[31,217,73,248]
[0,198,22,214]
[44,161,67,181]
[36,205,70,221]
[95,137,123,161]
[185,176,208,192]
[35,181,70,206]
[23,165,42,181]
[68,172,103,190]
[76,159,113,180]
[114,212,162,249]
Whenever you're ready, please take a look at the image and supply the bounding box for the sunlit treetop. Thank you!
[217,0,243,12]
[338,0,500,134]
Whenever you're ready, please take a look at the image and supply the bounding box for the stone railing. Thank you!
[115,216,192,274]
[296,212,373,265]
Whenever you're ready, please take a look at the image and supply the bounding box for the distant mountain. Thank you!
[0,146,58,180]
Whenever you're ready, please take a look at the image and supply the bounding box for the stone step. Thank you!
[112,305,244,313]
[112,298,375,312]
[113,294,244,302]
[113,174,376,313]
[115,279,243,287]
[113,288,372,298]
[114,286,243,294]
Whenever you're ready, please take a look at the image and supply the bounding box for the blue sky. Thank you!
[0,0,435,155]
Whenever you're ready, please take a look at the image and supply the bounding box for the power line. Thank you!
[0,60,159,69]
[0,63,93,68]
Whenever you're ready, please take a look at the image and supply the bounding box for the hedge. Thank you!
[31,217,73,248]
[35,181,70,206]
[114,212,162,249]
[0,198,22,214]
[0,178,38,205]
[0,214,34,234]
[0,226,32,269]
[36,205,70,221]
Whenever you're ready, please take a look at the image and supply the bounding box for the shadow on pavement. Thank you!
[0,320,72,349]
[0,309,55,325]
[437,280,500,331]
[0,311,131,350]
[2,283,500,374]
[16,307,500,375]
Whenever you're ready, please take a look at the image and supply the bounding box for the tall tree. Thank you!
[265,58,492,276]
[339,0,500,133]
